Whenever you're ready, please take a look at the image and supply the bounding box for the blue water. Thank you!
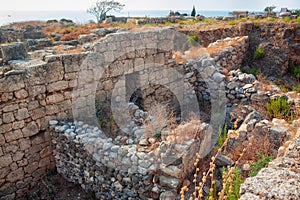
[0,10,231,26]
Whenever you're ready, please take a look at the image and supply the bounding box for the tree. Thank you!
[264,6,276,13]
[191,5,196,17]
[87,0,125,23]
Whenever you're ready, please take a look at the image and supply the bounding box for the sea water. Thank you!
[0,10,231,26]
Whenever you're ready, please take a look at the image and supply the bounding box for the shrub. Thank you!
[267,17,276,21]
[241,67,261,78]
[188,34,198,46]
[292,83,300,93]
[47,19,58,23]
[292,66,300,80]
[241,18,247,22]
[254,46,265,60]
[292,18,300,23]
[60,18,73,23]
[229,20,237,25]
[283,16,291,22]
[267,97,291,119]
[249,153,273,177]
[254,21,260,28]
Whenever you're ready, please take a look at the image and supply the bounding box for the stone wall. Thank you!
[0,53,87,199]
[0,27,261,199]
[0,28,229,199]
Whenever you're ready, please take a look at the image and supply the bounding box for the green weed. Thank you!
[249,153,273,177]
[218,124,227,147]
[254,46,266,60]
[267,97,291,119]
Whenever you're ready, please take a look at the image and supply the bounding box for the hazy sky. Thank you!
[0,0,299,11]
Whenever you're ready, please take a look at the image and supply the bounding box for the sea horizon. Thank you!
[0,9,236,26]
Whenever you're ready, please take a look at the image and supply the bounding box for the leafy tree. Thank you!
[191,5,196,17]
[264,6,276,13]
[87,0,125,23]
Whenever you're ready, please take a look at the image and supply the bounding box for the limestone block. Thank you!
[3,112,15,123]
[46,93,64,104]
[0,75,25,92]
[1,42,27,62]
[28,85,46,97]
[22,121,39,137]
[0,155,13,167]
[46,81,69,93]
[30,107,46,120]
[13,151,24,162]
[3,104,19,112]
[0,123,12,134]
[24,161,38,174]
[15,108,30,121]
[27,101,39,111]
[14,89,28,99]
[0,134,5,145]
[19,139,31,151]
[4,130,23,142]
[46,105,60,115]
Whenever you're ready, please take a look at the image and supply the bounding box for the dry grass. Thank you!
[143,103,176,139]
[173,47,207,64]
[43,23,111,41]
[53,45,82,55]
[207,38,243,58]
[180,129,255,200]
[9,21,47,27]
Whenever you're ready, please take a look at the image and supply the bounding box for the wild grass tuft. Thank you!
[254,46,266,60]
[267,97,291,120]
[249,153,273,177]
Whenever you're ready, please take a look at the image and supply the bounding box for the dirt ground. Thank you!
[26,170,94,200]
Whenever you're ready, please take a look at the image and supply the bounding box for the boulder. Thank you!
[78,33,97,45]
[1,42,27,63]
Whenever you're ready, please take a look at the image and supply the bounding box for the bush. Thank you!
[254,46,265,60]
[249,153,273,177]
[188,34,198,46]
[47,19,58,23]
[292,66,300,80]
[229,20,237,25]
[292,84,300,93]
[60,18,73,23]
[242,67,261,78]
[267,97,291,119]
[283,16,291,22]
[241,18,247,22]
[267,17,276,21]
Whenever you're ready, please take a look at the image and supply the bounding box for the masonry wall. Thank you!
[0,29,249,199]
[0,53,88,199]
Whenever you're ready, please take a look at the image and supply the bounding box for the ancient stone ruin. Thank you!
[0,22,300,199]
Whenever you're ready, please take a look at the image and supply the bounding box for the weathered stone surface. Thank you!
[15,108,30,121]
[3,104,19,112]
[4,130,23,142]
[1,42,27,62]
[22,121,39,137]
[46,81,69,93]
[14,89,28,99]
[46,93,64,104]
[240,129,300,199]
[0,155,13,167]
[0,123,12,134]
[215,154,234,166]
[6,168,24,183]
[3,112,15,124]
